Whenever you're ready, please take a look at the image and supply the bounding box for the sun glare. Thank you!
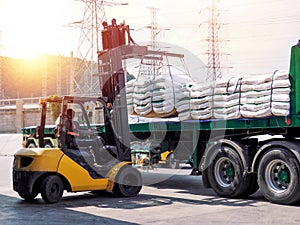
[9,34,46,59]
[2,0,66,59]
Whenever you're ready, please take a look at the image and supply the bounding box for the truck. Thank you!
[123,42,300,205]
[108,40,300,205]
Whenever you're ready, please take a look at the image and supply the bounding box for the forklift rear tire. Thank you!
[41,175,64,203]
[18,192,38,202]
[113,166,142,197]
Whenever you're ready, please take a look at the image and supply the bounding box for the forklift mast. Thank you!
[98,19,136,162]
[98,19,183,162]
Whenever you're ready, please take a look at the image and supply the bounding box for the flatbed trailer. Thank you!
[21,44,300,205]
[129,115,292,168]
[128,44,300,205]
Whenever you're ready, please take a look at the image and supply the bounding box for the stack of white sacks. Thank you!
[240,71,290,118]
[189,83,213,120]
[270,71,290,116]
[212,77,242,120]
[126,73,194,118]
[125,70,291,120]
[125,79,135,115]
[151,74,176,115]
[175,82,214,121]
[240,74,273,118]
[132,78,153,116]
[174,82,193,120]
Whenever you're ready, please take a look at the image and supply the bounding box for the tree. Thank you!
[48,95,61,124]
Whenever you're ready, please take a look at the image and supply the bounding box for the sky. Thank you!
[0,0,300,81]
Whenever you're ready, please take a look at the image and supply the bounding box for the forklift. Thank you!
[12,19,143,203]
[12,95,142,203]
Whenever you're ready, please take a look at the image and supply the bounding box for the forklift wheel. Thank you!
[40,175,64,203]
[18,192,38,202]
[113,166,142,197]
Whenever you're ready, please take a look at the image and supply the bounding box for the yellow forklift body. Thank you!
[57,155,109,192]
[14,148,113,192]
[14,148,63,172]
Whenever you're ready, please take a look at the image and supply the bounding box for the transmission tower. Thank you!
[42,58,48,97]
[149,7,159,51]
[206,0,222,81]
[145,7,170,51]
[56,55,62,96]
[137,7,171,79]
[138,7,160,79]
[67,0,108,96]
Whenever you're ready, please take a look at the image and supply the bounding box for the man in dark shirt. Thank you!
[66,108,80,149]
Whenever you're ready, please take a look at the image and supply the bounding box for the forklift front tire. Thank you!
[40,175,64,203]
[113,166,142,197]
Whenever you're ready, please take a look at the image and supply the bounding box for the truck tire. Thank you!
[113,165,142,197]
[41,175,64,203]
[207,146,251,198]
[258,148,300,205]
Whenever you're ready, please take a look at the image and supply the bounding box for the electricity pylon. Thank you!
[67,0,108,96]
[206,0,222,81]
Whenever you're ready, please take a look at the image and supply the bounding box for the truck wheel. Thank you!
[40,175,64,203]
[207,146,250,198]
[258,148,300,205]
[113,166,142,197]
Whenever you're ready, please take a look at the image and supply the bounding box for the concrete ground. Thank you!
[1,134,300,225]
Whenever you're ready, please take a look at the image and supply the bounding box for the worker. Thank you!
[65,109,106,164]
[111,18,117,27]
[102,21,108,29]
[63,108,115,169]
[66,108,80,149]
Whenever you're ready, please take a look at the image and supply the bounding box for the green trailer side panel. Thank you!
[289,45,300,115]
[128,116,290,133]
